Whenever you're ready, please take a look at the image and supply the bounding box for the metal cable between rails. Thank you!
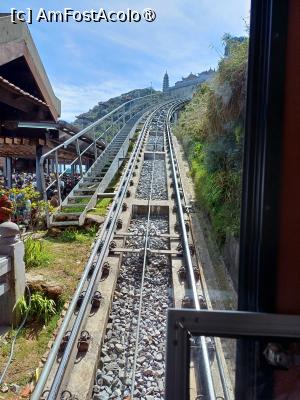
[166,104,216,400]
[129,110,164,398]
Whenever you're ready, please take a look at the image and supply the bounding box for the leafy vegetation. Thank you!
[88,198,112,217]
[52,226,98,243]
[16,292,57,325]
[175,34,248,244]
[24,237,53,270]
[0,185,52,229]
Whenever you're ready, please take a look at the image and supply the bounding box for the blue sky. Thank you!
[1,0,250,121]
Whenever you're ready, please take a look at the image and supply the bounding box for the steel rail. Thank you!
[130,109,165,397]
[168,108,231,400]
[32,102,170,400]
[166,104,216,399]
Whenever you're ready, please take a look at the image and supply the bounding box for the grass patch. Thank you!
[0,312,62,389]
[61,205,86,213]
[88,198,112,216]
[52,226,98,243]
[71,197,91,204]
[24,237,53,270]
[0,229,97,391]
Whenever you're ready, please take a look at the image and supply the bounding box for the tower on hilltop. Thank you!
[162,71,169,93]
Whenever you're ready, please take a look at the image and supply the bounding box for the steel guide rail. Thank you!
[167,107,231,400]
[165,103,216,399]
[31,101,176,400]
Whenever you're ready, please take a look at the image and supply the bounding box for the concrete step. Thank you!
[53,212,82,222]
[62,203,88,208]
[51,220,80,226]
[68,195,91,200]
[73,189,95,196]
[79,183,99,189]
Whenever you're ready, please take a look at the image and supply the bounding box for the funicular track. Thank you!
[32,101,233,400]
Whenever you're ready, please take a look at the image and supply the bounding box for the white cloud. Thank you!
[22,0,252,120]
[53,79,138,121]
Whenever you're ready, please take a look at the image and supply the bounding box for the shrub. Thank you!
[24,237,52,269]
[174,34,248,244]
[16,292,56,325]
[0,185,52,229]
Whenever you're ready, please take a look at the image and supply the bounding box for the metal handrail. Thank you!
[39,93,160,215]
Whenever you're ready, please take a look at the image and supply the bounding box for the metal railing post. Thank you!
[93,130,98,161]
[76,139,83,178]
[54,151,62,206]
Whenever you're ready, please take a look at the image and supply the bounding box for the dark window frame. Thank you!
[165,0,291,399]
[165,309,300,400]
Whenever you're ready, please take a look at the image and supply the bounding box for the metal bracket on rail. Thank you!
[177,242,194,255]
[178,265,200,282]
[101,262,110,280]
[174,221,190,232]
[181,295,208,309]
[91,291,102,309]
[61,390,79,400]
[77,330,91,352]
[116,219,123,229]
[59,331,71,352]
[109,241,117,254]
[76,291,86,308]
[41,390,50,400]
[178,266,187,281]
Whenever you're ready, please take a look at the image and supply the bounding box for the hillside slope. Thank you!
[175,35,248,244]
[73,87,158,128]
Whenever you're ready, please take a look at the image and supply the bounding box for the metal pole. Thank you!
[4,157,12,188]
[93,130,98,161]
[54,151,62,206]
[36,144,43,194]
[76,139,83,178]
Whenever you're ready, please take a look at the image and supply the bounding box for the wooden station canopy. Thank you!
[0,14,94,163]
